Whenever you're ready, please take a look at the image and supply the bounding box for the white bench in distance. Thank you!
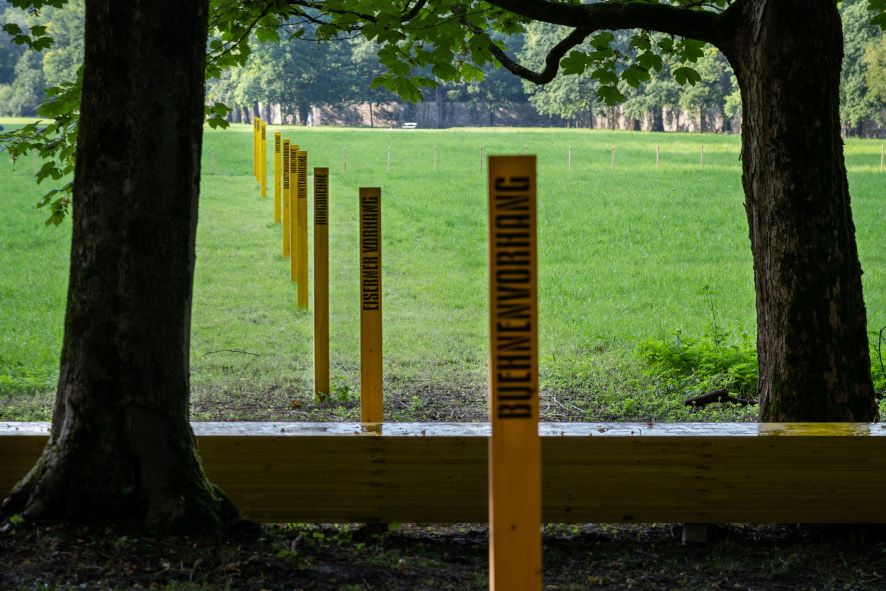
[401,122,418,129]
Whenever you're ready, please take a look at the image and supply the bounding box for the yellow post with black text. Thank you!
[359,188,383,424]
[296,150,308,310]
[282,139,291,257]
[487,155,540,591]
[273,132,282,223]
[314,168,330,399]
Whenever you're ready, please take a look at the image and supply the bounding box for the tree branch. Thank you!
[490,27,591,84]
[484,0,725,47]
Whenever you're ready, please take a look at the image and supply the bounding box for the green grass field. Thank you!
[2,123,884,422]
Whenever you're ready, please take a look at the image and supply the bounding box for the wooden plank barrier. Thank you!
[3,422,886,524]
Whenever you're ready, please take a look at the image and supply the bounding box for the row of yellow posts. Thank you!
[252,118,331,399]
[252,119,541,590]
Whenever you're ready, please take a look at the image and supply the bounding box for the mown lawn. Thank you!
[2,123,884,422]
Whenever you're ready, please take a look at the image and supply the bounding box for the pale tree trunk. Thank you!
[1,0,238,531]
[725,0,877,421]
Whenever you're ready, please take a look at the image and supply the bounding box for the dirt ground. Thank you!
[2,521,885,590]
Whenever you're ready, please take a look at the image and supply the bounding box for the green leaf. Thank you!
[560,50,588,76]
[621,64,650,88]
[637,51,663,72]
[460,63,484,82]
[673,66,701,86]
[677,38,706,63]
[589,31,614,51]
[432,63,458,80]
[590,67,618,86]
[597,85,624,106]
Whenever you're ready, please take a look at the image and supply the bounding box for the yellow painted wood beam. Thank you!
[2,422,885,524]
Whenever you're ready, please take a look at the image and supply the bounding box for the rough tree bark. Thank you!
[486,0,877,421]
[722,1,877,420]
[0,0,238,531]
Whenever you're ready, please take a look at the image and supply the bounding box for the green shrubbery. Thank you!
[872,326,885,395]
[638,286,758,398]
[637,329,758,397]
[637,320,885,403]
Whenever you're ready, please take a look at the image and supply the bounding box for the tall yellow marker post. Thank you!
[282,139,291,257]
[314,168,330,400]
[359,188,383,424]
[296,150,309,310]
[252,118,258,181]
[289,144,300,280]
[273,132,282,223]
[487,155,540,591]
[260,122,267,198]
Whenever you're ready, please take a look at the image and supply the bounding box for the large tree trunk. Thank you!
[726,0,877,421]
[1,0,238,531]
[435,85,445,128]
[651,106,664,132]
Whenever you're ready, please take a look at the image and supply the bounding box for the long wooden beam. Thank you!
[3,422,885,523]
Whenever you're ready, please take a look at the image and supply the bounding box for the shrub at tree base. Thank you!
[637,330,759,398]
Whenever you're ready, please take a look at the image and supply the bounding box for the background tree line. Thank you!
[2,0,883,134]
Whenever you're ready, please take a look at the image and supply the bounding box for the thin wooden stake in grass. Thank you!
[314,168,329,400]
[282,139,291,258]
[387,145,391,173]
[211,147,217,176]
[480,145,484,171]
[343,146,348,174]
[289,143,300,279]
[260,122,267,198]
[296,150,309,311]
[359,187,383,426]
[488,155,540,591]
[700,144,705,168]
[568,146,572,173]
[656,144,660,170]
[523,144,528,154]
[253,118,258,181]
[611,146,616,171]
[273,133,281,223]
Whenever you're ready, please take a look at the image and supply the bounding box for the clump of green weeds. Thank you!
[872,326,885,396]
[637,286,758,397]
[637,329,758,396]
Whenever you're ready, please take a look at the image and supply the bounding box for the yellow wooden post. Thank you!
[314,167,330,400]
[260,122,267,198]
[359,187,383,424]
[296,150,309,310]
[487,155,540,591]
[252,118,258,181]
[289,144,300,280]
[282,139,291,257]
[273,132,282,223]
